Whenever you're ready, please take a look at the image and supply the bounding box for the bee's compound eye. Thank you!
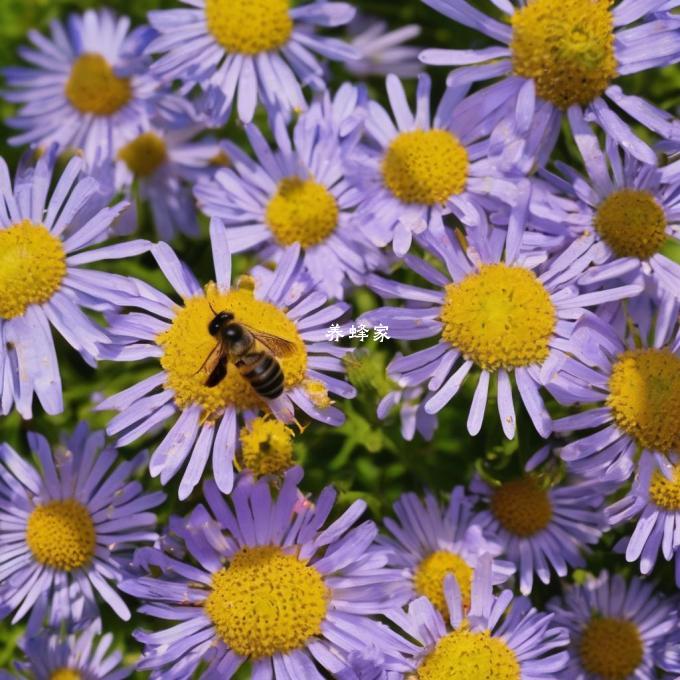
[208,318,221,336]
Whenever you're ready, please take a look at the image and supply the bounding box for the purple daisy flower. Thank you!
[97,219,356,499]
[360,219,641,440]
[115,94,225,241]
[377,383,437,442]
[470,471,609,595]
[345,15,422,78]
[145,0,358,123]
[2,619,131,680]
[346,72,518,256]
[658,630,680,678]
[121,467,403,679]
[548,570,677,679]
[3,9,159,166]
[607,450,680,583]
[0,150,149,419]
[549,297,680,482]
[195,96,383,299]
[378,487,515,615]
[0,423,164,633]
[383,555,569,678]
[419,0,680,163]
[530,119,680,299]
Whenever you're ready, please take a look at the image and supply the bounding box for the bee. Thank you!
[198,308,297,400]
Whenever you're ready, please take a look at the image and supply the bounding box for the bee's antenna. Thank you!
[209,302,218,315]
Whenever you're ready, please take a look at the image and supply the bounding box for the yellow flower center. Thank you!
[413,551,473,615]
[607,348,680,454]
[26,499,96,571]
[50,670,82,680]
[491,477,553,537]
[440,264,556,372]
[0,220,66,319]
[265,177,339,248]
[579,616,643,680]
[239,417,295,477]
[204,545,329,658]
[158,283,307,421]
[594,189,668,260]
[649,466,680,511]
[382,130,469,205]
[65,53,132,116]
[118,132,168,178]
[205,0,293,55]
[418,626,520,680]
[511,0,617,109]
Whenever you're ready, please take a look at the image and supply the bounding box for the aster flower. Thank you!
[97,219,356,499]
[470,471,609,595]
[115,95,225,241]
[345,15,422,78]
[145,0,358,123]
[658,630,680,678]
[121,467,403,679]
[530,120,680,299]
[195,97,383,299]
[420,0,680,163]
[360,219,641,440]
[346,72,518,256]
[548,570,677,679]
[379,487,514,615]
[0,150,149,419]
[383,555,569,678]
[3,9,159,165]
[607,450,680,583]
[377,383,437,442]
[4,620,131,680]
[549,298,680,482]
[0,423,164,632]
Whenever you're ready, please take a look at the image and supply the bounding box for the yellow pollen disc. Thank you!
[440,264,556,372]
[607,349,680,454]
[26,499,96,571]
[649,466,680,511]
[382,130,468,205]
[50,670,82,680]
[511,0,617,109]
[491,477,553,537]
[204,545,329,658]
[594,189,667,260]
[157,283,307,421]
[65,53,132,116]
[413,551,473,614]
[239,417,295,477]
[579,617,643,680]
[205,0,293,55]
[265,177,339,248]
[417,626,521,680]
[0,220,66,319]
[118,132,168,177]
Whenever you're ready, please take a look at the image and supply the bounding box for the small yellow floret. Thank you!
[607,348,680,454]
[65,53,131,115]
[511,0,617,109]
[204,545,329,658]
[239,417,295,477]
[50,670,82,680]
[649,466,680,511]
[579,616,643,680]
[26,499,96,571]
[595,189,667,260]
[0,220,66,319]
[413,550,474,614]
[205,0,293,55]
[440,264,556,372]
[417,625,521,680]
[265,177,339,248]
[490,476,552,537]
[118,132,168,177]
[382,130,468,205]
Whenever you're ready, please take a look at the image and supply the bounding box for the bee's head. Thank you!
[208,310,234,336]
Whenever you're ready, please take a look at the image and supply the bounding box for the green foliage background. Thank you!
[0,0,679,676]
